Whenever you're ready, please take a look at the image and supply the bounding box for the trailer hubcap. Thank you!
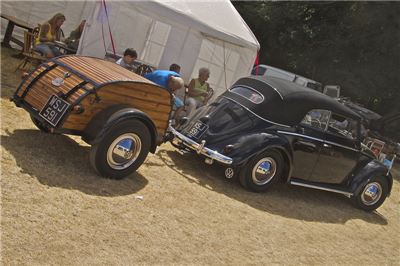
[361,182,382,206]
[252,157,277,185]
[107,133,142,170]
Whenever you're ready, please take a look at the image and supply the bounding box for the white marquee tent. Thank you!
[1,0,259,98]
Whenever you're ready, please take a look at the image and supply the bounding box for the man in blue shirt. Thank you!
[144,70,185,119]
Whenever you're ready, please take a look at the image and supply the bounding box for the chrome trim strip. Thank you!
[277,131,360,152]
[169,126,233,165]
[277,131,324,142]
[222,96,291,128]
[324,140,359,152]
[290,180,353,197]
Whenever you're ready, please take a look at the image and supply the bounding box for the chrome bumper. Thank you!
[168,126,233,165]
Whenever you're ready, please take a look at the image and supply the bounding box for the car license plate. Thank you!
[186,121,208,140]
[39,94,70,127]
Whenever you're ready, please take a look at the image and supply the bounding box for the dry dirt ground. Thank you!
[1,47,399,265]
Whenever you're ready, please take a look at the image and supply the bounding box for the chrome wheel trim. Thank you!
[107,133,142,170]
[361,182,382,206]
[251,157,277,186]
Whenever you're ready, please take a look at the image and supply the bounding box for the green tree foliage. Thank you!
[233,1,400,116]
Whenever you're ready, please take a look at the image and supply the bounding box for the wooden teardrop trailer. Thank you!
[12,55,172,179]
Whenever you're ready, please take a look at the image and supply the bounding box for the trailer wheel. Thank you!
[90,119,151,179]
[30,115,50,133]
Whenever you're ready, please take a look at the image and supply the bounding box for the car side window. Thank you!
[300,109,330,130]
[327,113,358,140]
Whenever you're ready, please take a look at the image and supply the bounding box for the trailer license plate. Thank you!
[39,95,70,127]
[186,121,208,140]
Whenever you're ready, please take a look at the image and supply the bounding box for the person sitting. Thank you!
[34,13,66,58]
[116,48,138,71]
[169,63,181,74]
[186,67,213,116]
[144,70,185,120]
[65,19,86,51]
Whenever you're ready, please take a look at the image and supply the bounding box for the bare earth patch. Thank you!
[1,47,399,265]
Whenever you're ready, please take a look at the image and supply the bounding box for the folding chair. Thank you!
[135,64,154,76]
[15,28,47,71]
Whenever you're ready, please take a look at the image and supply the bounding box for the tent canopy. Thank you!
[1,0,259,98]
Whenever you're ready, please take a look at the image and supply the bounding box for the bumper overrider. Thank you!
[168,126,233,165]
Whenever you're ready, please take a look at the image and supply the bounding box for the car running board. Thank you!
[290,179,353,198]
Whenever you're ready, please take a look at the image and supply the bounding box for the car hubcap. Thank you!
[252,157,277,185]
[361,182,382,206]
[107,133,142,170]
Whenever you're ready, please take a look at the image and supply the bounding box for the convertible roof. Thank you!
[224,76,361,126]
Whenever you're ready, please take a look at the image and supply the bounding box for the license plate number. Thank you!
[186,121,208,139]
[39,95,70,127]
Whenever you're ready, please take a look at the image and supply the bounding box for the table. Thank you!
[1,14,35,48]
[53,41,77,55]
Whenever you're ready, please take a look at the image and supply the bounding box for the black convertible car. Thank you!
[169,76,393,211]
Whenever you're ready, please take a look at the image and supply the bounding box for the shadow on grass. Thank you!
[1,47,26,99]
[157,148,388,225]
[1,129,148,196]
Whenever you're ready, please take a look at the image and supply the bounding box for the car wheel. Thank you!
[89,120,151,179]
[31,115,50,133]
[353,175,388,211]
[239,150,284,192]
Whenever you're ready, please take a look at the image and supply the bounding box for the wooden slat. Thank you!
[18,65,87,110]
[17,66,46,97]
[18,56,171,138]
[58,56,154,85]
[62,82,172,136]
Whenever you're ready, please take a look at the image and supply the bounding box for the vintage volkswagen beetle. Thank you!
[12,55,172,179]
[169,76,393,211]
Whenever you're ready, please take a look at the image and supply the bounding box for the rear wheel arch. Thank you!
[350,163,393,197]
[272,147,292,182]
[82,105,158,153]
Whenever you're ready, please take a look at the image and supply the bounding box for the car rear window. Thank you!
[230,86,264,104]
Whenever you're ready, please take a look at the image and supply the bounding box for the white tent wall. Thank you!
[78,0,258,99]
[1,1,94,46]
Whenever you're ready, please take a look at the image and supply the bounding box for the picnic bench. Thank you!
[1,13,34,48]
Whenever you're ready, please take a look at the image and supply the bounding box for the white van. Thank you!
[252,64,323,92]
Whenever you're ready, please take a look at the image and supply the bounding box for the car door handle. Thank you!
[323,143,332,148]
[294,141,317,152]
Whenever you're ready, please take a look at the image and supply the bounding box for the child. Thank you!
[116,48,138,71]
